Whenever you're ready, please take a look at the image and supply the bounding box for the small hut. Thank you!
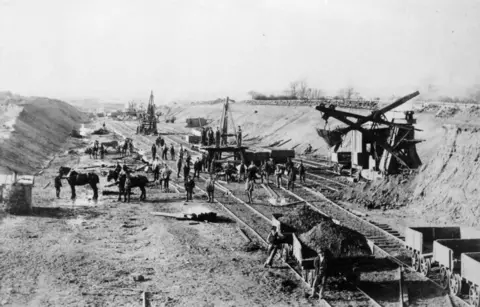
[0,167,34,214]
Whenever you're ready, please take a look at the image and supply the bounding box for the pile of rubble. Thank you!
[277,205,330,233]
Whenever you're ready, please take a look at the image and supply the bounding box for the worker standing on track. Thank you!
[238,161,246,182]
[170,144,175,160]
[179,145,184,160]
[208,128,214,146]
[311,249,330,300]
[162,144,169,160]
[215,127,221,148]
[151,143,157,160]
[275,164,283,188]
[152,157,160,182]
[54,173,62,199]
[193,157,202,179]
[205,175,215,203]
[183,162,190,180]
[237,126,242,147]
[287,165,297,191]
[176,157,183,178]
[264,226,283,268]
[298,160,306,183]
[184,175,195,201]
[163,165,172,191]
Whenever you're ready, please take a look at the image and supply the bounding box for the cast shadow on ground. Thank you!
[31,206,104,219]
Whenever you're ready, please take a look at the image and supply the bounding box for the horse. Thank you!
[59,166,99,200]
[106,169,148,202]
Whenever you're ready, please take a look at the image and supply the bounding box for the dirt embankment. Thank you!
[411,123,480,226]
[0,96,87,174]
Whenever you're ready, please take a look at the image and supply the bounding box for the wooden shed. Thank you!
[0,168,34,214]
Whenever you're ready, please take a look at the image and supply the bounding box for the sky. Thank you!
[1,0,479,103]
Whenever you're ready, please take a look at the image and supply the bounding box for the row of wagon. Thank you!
[405,226,480,306]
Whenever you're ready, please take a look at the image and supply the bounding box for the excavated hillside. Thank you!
[167,101,480,227]
[0,95,87,174]
[411,122,480,226]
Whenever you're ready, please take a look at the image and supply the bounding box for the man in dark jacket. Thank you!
[298,161,306,183]
[201,127,206,146]
[184,176,195,201]
[162,145,168,160]
[311,249,330,299]
[151,143,157,160]
[176,157,183,178]
[54,174,62,198]
[208,128,214,146]
[287,166,297,191]
[170,144,175,160]
[193,157,202,178]
[183,163,190,180]
[215,127,221,148]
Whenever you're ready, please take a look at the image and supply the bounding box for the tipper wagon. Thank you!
[405,226,465,276]
[433,238,480,298]
[461,252,480,307]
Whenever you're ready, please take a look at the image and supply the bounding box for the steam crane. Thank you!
[137,91,158,135]
[315,91,423,179]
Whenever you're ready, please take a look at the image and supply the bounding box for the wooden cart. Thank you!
[433,238,480,296]
[405,226,463,276]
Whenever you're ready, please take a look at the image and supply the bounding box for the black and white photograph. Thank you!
[1,0,480,306]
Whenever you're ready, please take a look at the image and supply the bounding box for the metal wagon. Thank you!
[405,226,463,276]
[433,238,480,296]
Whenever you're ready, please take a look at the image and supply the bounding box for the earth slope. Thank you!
[0,94,87,174]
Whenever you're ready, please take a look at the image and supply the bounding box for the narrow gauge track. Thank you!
[107,120,382,307]
[112,120,469,306]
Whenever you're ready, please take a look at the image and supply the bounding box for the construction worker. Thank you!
[151,143,157,160]
[54,173,62,198]
[162,145,168,160]
[275,164,284,188]
[201,127,207,146]
[285,157,294,174]
[237,126,242,147]
[298,160,306,183]
[245,176,254,204]
[186,153,192,167]
[264,226,283,268]
[193,157,202,178]
[124,169,133,203]
[311,249,330,300]
[115,161,122,173]
[100,144,105,159]
[176,157,183,178]
[208,128,214,146]
[163,165,172,191]
[152,157,160,181]
[213,127,219,148]
[205,175,215,203]
[183,162,190,180]
[287,165,297,191]
[247,161,258,183]
[170,144,175,160]
[184,175,195,201]
[179,145,184,160]
[238,161,246,182]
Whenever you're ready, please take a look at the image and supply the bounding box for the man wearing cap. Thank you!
[311,249,330,300]
[264,226,284,268]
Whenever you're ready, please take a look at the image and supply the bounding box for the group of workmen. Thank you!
[200,126,242,147]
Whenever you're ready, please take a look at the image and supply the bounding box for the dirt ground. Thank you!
[0,127,316,307]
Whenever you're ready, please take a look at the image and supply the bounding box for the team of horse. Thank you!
[106,168,149,202]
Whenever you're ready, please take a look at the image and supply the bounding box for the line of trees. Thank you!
[248,80,364,101]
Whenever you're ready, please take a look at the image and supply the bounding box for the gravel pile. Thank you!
[299,222,371,258]
[277,205,331,233]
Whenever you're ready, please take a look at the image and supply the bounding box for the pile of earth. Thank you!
[299,220,371,258]
[0,96,87,174]
[340,173,415,209]
[277,205,331,233]
[435,106,460,118]
[92,128,110,135]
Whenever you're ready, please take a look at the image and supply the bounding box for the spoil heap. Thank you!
[92,128,110,135]
[299,220,371,258]
[277,205,331,233]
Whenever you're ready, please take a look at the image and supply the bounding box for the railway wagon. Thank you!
[433,238,480,296]
[461,252,480,307]
[405,226,464,276]
[405,226,480,276]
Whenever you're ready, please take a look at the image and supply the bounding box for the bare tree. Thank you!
[289,81,299,97]
[297,80,308,99]
[338,87,358,101]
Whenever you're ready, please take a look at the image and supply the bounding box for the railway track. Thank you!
[107,120,470,306]
[106,120,383,306]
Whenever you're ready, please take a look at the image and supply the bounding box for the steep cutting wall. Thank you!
[0,97,87,174]
[411,124,480,226]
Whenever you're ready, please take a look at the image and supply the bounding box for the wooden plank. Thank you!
[142,291,148,307]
